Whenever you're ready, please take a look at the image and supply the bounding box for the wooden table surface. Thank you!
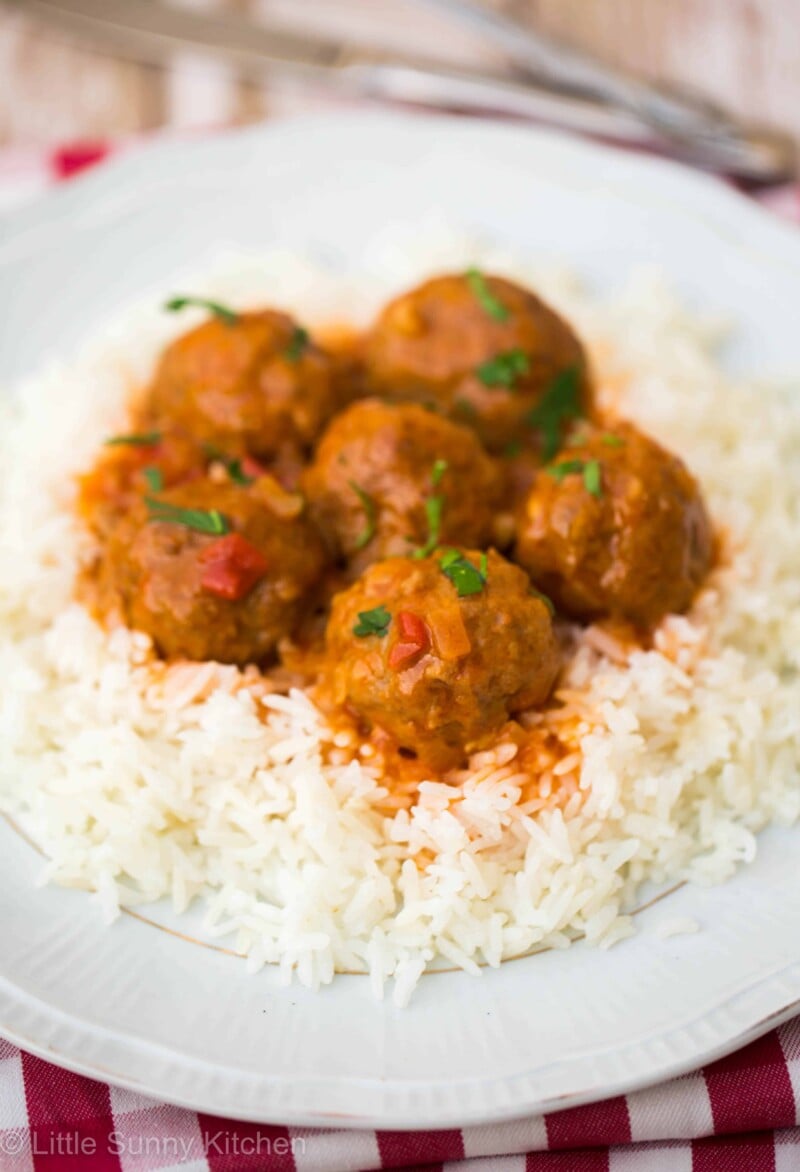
[1,0,797,148]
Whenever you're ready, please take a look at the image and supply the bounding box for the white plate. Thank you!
[1,112,799,1129]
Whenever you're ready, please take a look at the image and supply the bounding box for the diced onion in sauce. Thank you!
[427,605,471,660]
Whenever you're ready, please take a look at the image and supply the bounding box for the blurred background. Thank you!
[1,0,797,150]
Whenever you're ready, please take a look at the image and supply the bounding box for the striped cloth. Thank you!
[0,1020,799,1170]
[1,135,799,1171]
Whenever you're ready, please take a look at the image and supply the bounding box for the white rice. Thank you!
[1,231,799,1006]
[654,917,700,940]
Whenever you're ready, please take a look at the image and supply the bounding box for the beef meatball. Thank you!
[146,309,338,460]
[79,430,206,535]
[515,423,713,627]
[364,272,590,452]
[100,476,327,664]
[325,549,560,769]
[302,400,504,569]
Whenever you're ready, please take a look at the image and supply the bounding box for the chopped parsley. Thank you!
[504,438,523,458]
[349,480,377,551]
[415,496,444,559]
[530,586,555,615]
[476,348,530,389]
[583,458,603,498]
[353,605,391,638]
[104,431,161,448]
[546,455,603,498]
[285,325,310,362]
[431,458,449,487]
[602,433,625,447]
[526,366,584,460]
[164,296,238,325]
[202,445,253,486]
[439,548,488,597]
[223,458,252,486]
[465,268,509,322]
[413,459,449,559]
[142,466,164,493]
[547,458,585,483]
[145,497,230,535]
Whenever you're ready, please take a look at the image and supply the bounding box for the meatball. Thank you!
[515,423,713,627]
[147,310,338,460]
[325,550,560,769]
[79,430,207,534]
[100,476,326,664]
[364,272,590,452]
[302,400,504,568]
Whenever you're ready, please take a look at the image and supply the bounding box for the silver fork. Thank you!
[5,0,795,181]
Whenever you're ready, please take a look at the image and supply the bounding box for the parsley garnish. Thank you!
[546,456,603,498]
[476,349,530,389]
[530,586,555,615]
[602,433,624,447]
[164,296,238,325]
[202,444,253,486]
[104,431,161,448]
[504,439,523,458]
[285,325,310,362]
[413,459,449,559]
[431,458,448,487]
[547,458,585,483]
[349,480,377,551]
[142,466,164,492]
[223,458,251,486]
[526,366,584,460]
[145,497,230,535]
[583,459,603,498]
[439,549,487,597]
[415,496,444,559]
[465,268,509,322]
[353,605,391,638]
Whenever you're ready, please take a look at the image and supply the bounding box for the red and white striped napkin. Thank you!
[1,1021,799,1170]
[1,134,799,1172]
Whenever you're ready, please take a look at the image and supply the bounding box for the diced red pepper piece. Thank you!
[388,642,425,669]
[397,610,431,645]
[388,610,431,670]
[198,533,269,602]
[241,455,268,480]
